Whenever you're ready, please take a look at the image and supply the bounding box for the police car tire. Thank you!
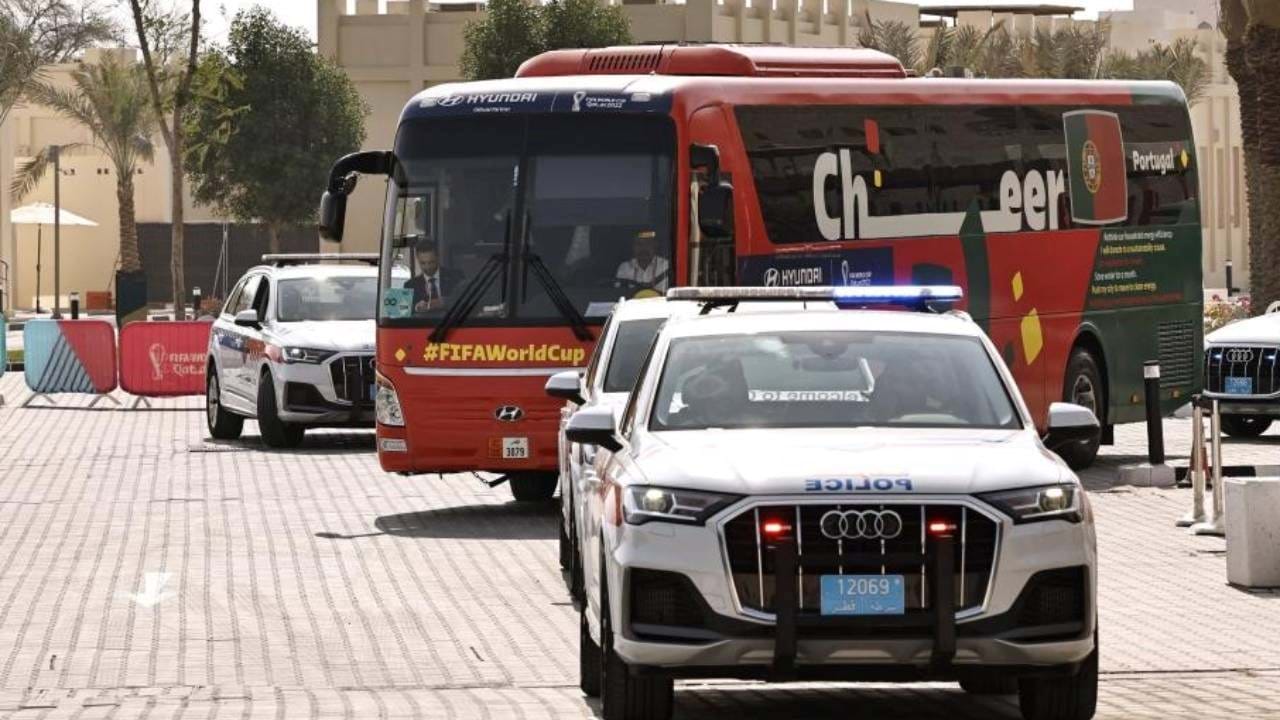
[510,473,557,502]
[257,373,304,449]
[206,369,243,440]
[1220,415,1272,438]
[579,608,601,698]
[1017,641,1098,720]
[559,514,571,570]
[1058,349,1104,471]
[599,576,673,720]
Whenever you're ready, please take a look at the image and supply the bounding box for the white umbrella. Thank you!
[10,202,98,227]
[9,203,98,313]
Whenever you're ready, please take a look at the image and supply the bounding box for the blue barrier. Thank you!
[22,319,117,398]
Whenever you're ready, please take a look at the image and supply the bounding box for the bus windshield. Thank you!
[380,115,676,328]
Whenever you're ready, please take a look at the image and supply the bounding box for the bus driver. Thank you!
[405,239,457,313]
[615,229,670,294]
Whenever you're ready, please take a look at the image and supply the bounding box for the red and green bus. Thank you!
[319,44,1202,498]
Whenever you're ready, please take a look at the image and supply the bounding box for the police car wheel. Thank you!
[509,473,557,502]
[206,368,244,440]
[599,574,673,720]
[1017,639,1098,720]
[1057,349,1104,471]
[570,519,585,604]
[1220,415,1272,438]
[257,373,305,449]
[579,607,601,698]
[559,512,571,570]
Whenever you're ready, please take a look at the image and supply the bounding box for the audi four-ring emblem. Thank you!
[1225,348,1254,364]
[819,509,904,540]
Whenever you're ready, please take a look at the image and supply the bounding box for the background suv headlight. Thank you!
[978,484,1082,524]
[282,347,336,364]
[623,485,739,525]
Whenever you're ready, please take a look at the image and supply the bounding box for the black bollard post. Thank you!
[69,291,80,320]
[1144,360,1164,465]
[192,286,202,319]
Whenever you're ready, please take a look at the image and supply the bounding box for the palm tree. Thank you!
[9,54,156,274]
[1241,0,1280,313]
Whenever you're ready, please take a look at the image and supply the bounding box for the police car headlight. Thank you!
[623,485,739,526]
[375,374,405,427]
[282,347,336,364]
[979,484,1082,524]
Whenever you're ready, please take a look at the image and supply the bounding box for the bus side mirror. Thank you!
[318,189,348,243]
[699,182,734,239]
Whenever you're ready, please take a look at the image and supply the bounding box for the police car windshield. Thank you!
[649,330,1021,431]
[276,276,378,322]
[603,318,665,393]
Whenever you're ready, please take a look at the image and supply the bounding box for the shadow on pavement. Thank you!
[369,501,558,541]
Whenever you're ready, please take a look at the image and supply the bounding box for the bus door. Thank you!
[688,105,738,286]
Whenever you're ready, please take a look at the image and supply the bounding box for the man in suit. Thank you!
[404,239,451,313]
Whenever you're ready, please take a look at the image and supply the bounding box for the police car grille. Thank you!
[330,355,375,403]
[1204,345,1279,396]
[722,504,998,617]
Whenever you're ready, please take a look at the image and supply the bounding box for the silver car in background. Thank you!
[205,254,379,448]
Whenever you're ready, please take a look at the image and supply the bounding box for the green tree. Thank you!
[0,0,114,127]
[9,56,157,274]
[183,7,367,253]
[858,12,921,72]
[1101,37,1211,107]
[1239,0,1280,311]
[460,0,632,81]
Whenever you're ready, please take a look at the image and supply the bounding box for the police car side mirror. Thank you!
[699,181,734,239]
[233,309,262,329]
[545,370,585,406]
[566,406,622,453]
[1043,402,1100,451]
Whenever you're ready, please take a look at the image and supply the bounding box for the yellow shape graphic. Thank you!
[1011,271,1024,302]
[873,170,882,188]
[395,347,407,363]
[1021,309,1044,365]
[1180,149,1189,168]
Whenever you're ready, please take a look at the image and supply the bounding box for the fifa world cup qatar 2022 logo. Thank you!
[149,343,203,381]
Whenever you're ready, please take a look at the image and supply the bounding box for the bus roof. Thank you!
[400,44,1187,124]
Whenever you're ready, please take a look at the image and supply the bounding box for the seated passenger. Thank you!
[615,230,670,294]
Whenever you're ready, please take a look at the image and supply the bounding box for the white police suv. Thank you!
[206,255,378,448]
[567,287,1101,720]
[1202,303,1280,437]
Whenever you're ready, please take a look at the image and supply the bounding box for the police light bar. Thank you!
[262,253,379,267]
[666,285,963,310]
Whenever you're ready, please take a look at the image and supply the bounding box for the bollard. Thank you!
[192,286,202,319]
[1177,402,1207,527]
[1143,360,1164,465]
[69,291,80,320]
[1192,399,1227,537]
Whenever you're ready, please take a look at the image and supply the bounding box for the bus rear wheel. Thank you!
[1058,348,1104,471]
[509,473,557,502]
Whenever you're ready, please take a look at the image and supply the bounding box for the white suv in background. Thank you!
[568,287,1101,720]
[205,254,379,448]
[1203,303,1280,437]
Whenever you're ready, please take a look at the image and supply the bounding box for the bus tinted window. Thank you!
[1117,104,1198,226]
[928,106,1021,214]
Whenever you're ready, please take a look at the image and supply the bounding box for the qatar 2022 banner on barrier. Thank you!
[22,319,117,394]
[118,321,211,397]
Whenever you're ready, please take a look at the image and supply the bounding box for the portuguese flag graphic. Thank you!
[1064,110,1127,225]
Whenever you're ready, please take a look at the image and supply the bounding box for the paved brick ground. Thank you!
[1,373,1278,719]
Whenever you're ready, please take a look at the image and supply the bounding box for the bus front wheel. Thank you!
[509,473,557,502]
[1058,349,1104,471]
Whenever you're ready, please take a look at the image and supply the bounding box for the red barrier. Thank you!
[24,319,118,394]
[119,321,212,397]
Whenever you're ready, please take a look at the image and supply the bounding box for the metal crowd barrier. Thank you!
[1177,395,1226,537]
[21,319,119,407]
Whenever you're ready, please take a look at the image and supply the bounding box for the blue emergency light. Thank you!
[665,285,963,312]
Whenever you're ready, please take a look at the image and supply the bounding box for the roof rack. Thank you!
[261,253,379,267]
[665,285,964,313]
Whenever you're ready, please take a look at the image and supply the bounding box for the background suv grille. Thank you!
[722,503,998,617]
[1204,345,1279,396]
[330,355,375,403]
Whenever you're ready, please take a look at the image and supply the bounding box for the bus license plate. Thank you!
[1225,377,1253,395]
[820,575,905,616]
[502,437,530,460]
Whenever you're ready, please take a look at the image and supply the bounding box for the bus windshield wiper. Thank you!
[520,211,594,342]
[428,211,511,344]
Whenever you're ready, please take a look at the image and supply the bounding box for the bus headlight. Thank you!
[375,374,405,427]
